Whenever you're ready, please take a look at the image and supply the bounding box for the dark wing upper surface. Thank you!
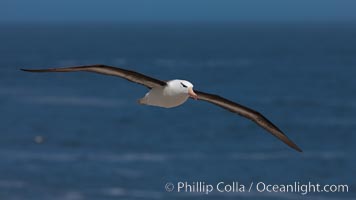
[21,65,166,89]
[195,90,302,152]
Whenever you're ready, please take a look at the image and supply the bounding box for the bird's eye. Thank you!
[180,82,187,88]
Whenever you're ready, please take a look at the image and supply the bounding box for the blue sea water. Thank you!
[0,23,355,199]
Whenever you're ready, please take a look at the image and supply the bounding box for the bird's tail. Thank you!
[137,98,147,105]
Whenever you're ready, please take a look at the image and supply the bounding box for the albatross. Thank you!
[21,65,302,152]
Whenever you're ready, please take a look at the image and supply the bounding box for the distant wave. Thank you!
[22,95,127,108]
[54,191,84,200]
[1,86,128,108]
[88,152,168,162]
[0,86,32,96]
[0,150,167,163]
[228,151,348,160]
[0,180,25,188]
[1,150,349,164]
[101,187,163,199]
[100,187,126,196]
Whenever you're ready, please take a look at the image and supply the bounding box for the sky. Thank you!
[1,0,356,23]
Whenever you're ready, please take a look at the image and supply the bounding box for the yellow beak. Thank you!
[188,87,198,100]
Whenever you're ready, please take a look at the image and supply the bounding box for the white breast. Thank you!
[138,85,189,108]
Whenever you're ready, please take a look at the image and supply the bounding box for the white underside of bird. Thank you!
[138,80,197,108]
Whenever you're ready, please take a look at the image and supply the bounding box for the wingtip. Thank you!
[21,68,38,72]
[290,143,303,153]
[20,68,47,72]
[279,133,303,153]
[295,147,303,153]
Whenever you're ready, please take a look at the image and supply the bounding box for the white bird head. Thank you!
[169,79,198,99]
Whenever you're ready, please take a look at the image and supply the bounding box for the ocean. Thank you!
[0,22,355,199]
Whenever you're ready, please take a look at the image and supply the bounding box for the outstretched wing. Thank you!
[195,90,302,152]
[21,65,166,89]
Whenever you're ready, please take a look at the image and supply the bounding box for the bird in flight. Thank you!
[22,65,302,152]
